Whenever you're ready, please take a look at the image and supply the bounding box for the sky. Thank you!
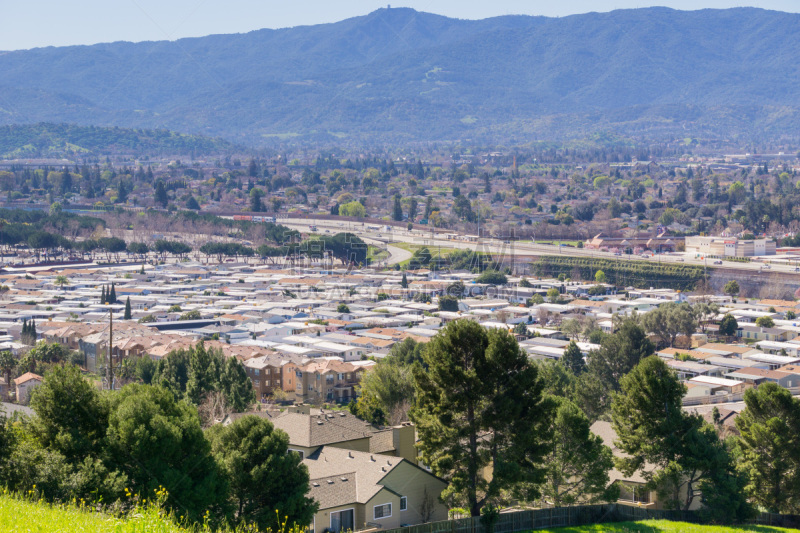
[1,0,798,51]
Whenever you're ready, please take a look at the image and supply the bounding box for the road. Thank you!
[279,218,800,275]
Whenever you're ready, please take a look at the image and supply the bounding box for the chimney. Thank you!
[392,423,418,464]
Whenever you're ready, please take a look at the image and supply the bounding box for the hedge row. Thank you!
[532,256,705,291]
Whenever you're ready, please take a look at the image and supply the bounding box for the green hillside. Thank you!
[0,123,236,158]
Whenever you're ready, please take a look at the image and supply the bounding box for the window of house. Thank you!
[266,368,271,374]
[337,373,344,380]
[265,380,270,387]
[254,369,260,376]
[400,497,407,511]
[326,374,334,381]
[254,380,260,386]
[308,384,313,391]
[374,503,391,519]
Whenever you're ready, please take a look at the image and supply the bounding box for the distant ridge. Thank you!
[0,123,236,158]
[0,7,799,144]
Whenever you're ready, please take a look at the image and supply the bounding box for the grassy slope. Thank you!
[0,497,795,533]
[537,519,797,533]
[0,492,186,533]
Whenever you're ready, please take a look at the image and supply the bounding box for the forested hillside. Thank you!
[0,123,235,158]
[1,7,799,144]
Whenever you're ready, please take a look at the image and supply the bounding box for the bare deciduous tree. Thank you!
[197,390,231,428]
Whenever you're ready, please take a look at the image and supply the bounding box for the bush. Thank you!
[438,295,459,312]
[475,269,508,285]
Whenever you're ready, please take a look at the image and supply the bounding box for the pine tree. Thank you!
[411,320,550,516]
[392,194,403,221]
[109,283,117,304]
[154,180,168,207]
[401,272,408,289]
[124,297,132,320]
[562,340,585,375]
[29,319,36,344]
[101,285,106,305]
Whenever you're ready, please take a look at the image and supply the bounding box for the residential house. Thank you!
[590,421,700,510]
[294,359,374,404]
[303,447,448,533]
[14,372,43,405]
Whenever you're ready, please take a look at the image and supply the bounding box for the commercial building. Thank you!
[685,236,776,257]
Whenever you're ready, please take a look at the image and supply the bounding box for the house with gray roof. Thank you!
[267,409,417,464]
[303,446,447,533]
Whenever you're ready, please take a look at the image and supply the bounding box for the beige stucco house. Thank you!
[303,447,448,533]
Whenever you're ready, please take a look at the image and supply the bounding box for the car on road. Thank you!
[713,260,723,264]
[676,258,684,262]
[762,264,771,269]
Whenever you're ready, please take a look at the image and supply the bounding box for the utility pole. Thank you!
[106,308,113,390]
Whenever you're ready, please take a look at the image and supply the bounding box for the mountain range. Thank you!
[1,7,799,145]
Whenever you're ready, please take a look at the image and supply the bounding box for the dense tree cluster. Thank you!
[0,346,312,529]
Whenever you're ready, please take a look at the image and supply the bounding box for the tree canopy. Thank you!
[411,320,550,516]
[207,415,316,529]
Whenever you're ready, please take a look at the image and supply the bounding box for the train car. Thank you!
[252,216,264,223]
[233,215,253,221]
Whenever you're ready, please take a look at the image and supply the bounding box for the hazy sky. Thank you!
[1,1,798,51]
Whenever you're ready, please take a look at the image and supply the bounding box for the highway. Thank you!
[279,217,800,274]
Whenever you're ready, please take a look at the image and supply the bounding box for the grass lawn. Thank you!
[367,245,389,262]
[391,242,462,257]
[534,520,797,533]
[0,492,181,532]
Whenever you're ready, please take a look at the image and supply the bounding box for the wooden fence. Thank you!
[377,504,800,533]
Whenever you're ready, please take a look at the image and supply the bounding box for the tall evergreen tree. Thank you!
[561,340,585,375]
[154,180,168,207]
[124,297,132,320]
[109,283,117,304]
[400,272,408,289]
[101,285,106,305]
[411,320,551,516]
[735,383,800,513]
[612,356,749,516]
[218,356,256,413]
[541,397,617,506]
[392,194,403,221]
[207,415,316,530]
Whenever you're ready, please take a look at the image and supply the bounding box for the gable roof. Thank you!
[304,447,403,507]
[308,471,359,509]
[590,421,648,484]
[270,411,376,447]
[13,372,43,385]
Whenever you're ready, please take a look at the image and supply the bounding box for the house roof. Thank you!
[270,411,377,448]
[304,447,404,507]
[590,421,648,484]
[13,372,43,385]
[308,471,359,509]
